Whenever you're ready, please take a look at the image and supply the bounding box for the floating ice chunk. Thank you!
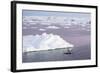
[46,26,60,29]
[39,28,46,31]
[23,33,74,52]
[31,27,38,29]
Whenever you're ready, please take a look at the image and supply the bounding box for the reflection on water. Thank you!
[22,44,91,63]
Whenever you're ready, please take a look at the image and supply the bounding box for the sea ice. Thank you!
[46,26,60,29]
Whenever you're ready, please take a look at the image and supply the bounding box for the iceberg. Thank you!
[23,33,74,52]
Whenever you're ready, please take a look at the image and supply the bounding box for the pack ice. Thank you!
[23,33,74,52]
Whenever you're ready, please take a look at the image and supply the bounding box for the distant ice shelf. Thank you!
[23,33,74,52]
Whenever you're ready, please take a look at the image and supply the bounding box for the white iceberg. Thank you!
[23,33,74,52]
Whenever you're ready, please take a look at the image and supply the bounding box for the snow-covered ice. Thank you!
[23,33,74,52]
